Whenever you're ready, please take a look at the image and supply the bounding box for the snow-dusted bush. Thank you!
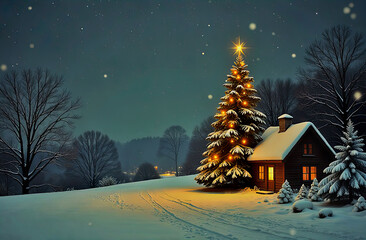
[318,208,333,218]
[353,196,366,212]
[98,176,118,187]
[295,184,308,201]
[66,187,75,191]
[277,180,293,204]
[307,178,322,202]
[292,199,313,213]
[319,121,366,202]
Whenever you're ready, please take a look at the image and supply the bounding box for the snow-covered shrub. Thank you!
[353,196,366,212]
[319,121,366,202]
[318,208,333,218]
[277,180,294,204]
[292,199,313,213]
[307,178,322,202]
[295,184,308,201]
[98,176,118,187]
[66,187,75,191]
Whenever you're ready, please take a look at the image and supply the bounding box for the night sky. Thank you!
[1,0,365,143]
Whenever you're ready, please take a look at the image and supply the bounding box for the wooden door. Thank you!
[267,165,275,191]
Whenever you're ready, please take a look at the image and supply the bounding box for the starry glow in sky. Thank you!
[0,0,365,142]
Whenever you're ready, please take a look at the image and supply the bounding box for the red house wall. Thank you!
[250,161,284,192]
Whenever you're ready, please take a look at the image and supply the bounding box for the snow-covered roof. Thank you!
[278,114,293,119]
[247,122,335,161]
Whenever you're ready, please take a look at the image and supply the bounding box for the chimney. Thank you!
[278,114,293,133]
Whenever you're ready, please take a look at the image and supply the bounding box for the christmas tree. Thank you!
[318,120,366,202]
[195,40,266,187]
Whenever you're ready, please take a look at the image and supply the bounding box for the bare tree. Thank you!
[299,25,366,137]
[0,69,80,194]
[158,126,188,176]
[182,116,214,175]
[257,78,298,126]
[71,131,121,188]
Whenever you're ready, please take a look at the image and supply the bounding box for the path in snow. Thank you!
[0,175,365,240]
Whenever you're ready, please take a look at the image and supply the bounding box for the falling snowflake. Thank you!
[28,6,32,11]
[291,53,296,58]
[289,228,296,236]
[103,74,108,78]
[354,91,362,100]
[343,7,351,14]
[0,64,7,71]
[272,32,276,36]
[249,23,256,31]
[350,13,357,19]
[202,52,205,55]
[208,94,213,100]
[349,2,354,8]
[29,43,34,48]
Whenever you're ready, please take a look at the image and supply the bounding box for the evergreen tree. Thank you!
[319,120,366,202]
[307,178,322,202]
[295,184,308,201]
[195,41,266,187]
[277,180,294,203]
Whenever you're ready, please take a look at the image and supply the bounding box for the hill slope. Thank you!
[0,176,365,240]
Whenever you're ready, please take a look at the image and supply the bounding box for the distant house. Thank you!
[248,114,335,192]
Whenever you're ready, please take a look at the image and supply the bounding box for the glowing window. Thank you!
[303,166,309,181]
[311,166,317,180]
[268,167,274,181]
[303,144,308,155]
[259,166,264,180]
[308,144,313,155]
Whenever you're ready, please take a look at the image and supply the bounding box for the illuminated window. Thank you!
[311,166,317,180]
[304,144,313,155]
[259,166,264,180]
[308,144,313,155]
[303,166,309,181]
[268,167,274,181]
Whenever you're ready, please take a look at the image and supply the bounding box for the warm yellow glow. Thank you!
[233,70,238,75]
[221,110,226,115]
[214,155,218,159]
[154,166,158,170]
[268,167,274,181]
[229,124,234,128]
[230,139,234,143]
[240,61,245,66]
[243,101,248,106]
[236,75,241,80]
[229,98,234,103]
[246,84,251,88]
[233,38,247,56]
[242,139,247,144]
[228,155,233,160]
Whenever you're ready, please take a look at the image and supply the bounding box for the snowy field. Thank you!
[0,175,365,240]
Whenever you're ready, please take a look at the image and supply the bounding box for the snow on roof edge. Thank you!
[308,122,336,155]
[248,122,335,161]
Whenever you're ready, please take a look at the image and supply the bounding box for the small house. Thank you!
[248,114,335,192]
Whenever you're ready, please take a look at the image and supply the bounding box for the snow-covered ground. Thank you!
[0,175,365,240]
